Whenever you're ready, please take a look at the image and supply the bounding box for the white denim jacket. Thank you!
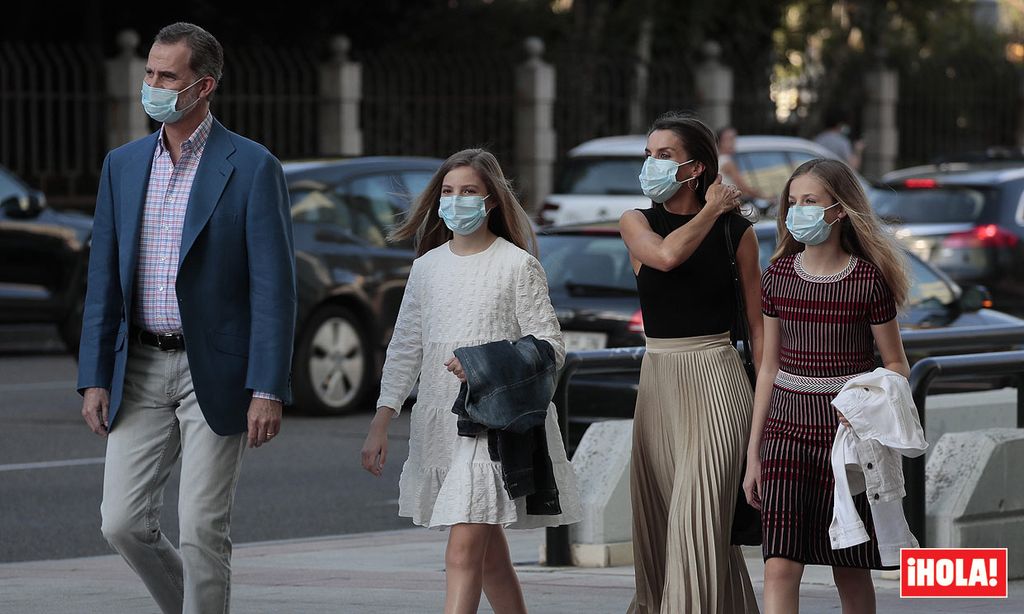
[828,368,928,565]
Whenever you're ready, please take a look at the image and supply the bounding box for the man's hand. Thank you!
[247,397,283,448]
[81,387,111,436]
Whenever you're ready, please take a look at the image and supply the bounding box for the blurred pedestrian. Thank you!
[360,148,581,614]
[620,111,762,613]
[814,108,865,171]
[77,22,295,614]
[717,126,765,200]
[745,158,911,614]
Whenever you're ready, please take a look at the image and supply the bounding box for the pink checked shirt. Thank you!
[134,113,277,401]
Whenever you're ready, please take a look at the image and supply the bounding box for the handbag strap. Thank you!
[724,216,754,367]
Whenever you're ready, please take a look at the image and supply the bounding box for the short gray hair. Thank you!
[154,22,224,96]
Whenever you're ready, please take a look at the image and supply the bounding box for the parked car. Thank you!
[877,163,1024,314]
[284,156,443,415]
[0,164,91,353]
[538,134,858,227]
[538,222,1024,427]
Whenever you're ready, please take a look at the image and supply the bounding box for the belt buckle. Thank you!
[156,333,178,351]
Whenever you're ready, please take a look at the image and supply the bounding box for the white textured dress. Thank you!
[376,237,582,529]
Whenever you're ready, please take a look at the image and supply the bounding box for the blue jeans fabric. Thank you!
[451,335,561,515]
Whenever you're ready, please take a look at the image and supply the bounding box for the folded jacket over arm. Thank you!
[451,335,562,515]
[829,367,928,565]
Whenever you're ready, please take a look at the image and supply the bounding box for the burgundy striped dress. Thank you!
[759,252,897,569]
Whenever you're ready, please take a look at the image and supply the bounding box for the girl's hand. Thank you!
[444,356,466,382]
[361,409,393,476]
[836,410,852,428]
[703,174,742,217]
[743,456,763,511]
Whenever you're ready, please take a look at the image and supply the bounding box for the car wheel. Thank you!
[293,305,373,415]
[58,291,84,358]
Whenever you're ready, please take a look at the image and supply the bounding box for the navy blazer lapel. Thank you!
[119,133,160,303]
[180,120,235,268]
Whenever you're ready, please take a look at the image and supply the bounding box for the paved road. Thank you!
[0,326,413,563]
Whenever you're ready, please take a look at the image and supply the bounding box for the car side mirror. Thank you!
[1,190,47,218]
[960,284,992,312]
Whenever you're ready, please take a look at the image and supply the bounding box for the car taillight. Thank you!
[943,224,1019,249]
[628,309,645,334]
[904,178,937,189]
[536,201,559,226]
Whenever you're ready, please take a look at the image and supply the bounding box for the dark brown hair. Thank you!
[648,111,719,205]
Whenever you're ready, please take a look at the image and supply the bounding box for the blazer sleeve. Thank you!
[77,153,123,393]
[244,153,297,402]
[515,255,565,370]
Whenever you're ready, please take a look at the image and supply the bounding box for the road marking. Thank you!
[0,457,105,472]
[0,380,77,392]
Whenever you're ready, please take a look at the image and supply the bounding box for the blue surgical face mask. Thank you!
[786,203,841,245]
[639,157,697,203]
[141,78,204,124]
[439,195,490,235]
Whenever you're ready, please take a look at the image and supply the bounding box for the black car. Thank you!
[537,222,1024,427]
[284,156,442,415]
[0,165,91,353]
[876,163,1024,313]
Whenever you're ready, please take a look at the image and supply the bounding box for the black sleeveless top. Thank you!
[634,205,751,339]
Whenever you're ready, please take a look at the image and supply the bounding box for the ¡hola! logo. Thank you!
[900,548,1007,598]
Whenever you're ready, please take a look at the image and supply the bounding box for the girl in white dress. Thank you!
[361,148,581,613]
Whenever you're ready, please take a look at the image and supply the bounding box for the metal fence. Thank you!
[0,42,107,208]
[217,44,321,162]
[360,50,518,172]
[898,56,1021,167]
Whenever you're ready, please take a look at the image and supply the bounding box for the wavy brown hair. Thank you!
[773,158,910,306]
[390,149,537,257]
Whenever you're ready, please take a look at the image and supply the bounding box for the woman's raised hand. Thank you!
[704,174,742,216]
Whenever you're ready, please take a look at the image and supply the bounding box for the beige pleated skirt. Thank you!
[628,333,759,614]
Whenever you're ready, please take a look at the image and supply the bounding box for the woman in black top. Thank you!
[619,112,763,614]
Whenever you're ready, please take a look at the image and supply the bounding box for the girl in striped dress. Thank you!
[743,159,912,614]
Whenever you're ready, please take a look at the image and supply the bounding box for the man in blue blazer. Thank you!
[77,22,295,614]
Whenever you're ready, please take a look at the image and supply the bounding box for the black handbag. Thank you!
[724,215,763,547]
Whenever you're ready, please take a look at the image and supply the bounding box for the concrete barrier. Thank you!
[926,428,1024,578]
[923,388,1018,456]
[567,420,634,567]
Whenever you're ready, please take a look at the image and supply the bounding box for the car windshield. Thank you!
[556,157,643,195]
[873,187,989,224]
[537,234,637,295]
[907,254,955,307]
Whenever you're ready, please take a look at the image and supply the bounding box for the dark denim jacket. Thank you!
[451,335,562,516]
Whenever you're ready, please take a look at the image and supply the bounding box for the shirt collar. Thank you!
[156,112,214,157]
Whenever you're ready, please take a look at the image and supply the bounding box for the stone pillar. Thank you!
[319,35,363,157]
[695,41,733,131]
[105,30,149,148]
[862,66,899,178]
[515,37,557,213]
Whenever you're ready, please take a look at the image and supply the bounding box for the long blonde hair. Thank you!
[773,158,910,306]
[390,148,538,257]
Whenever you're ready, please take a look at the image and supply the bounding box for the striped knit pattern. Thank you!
[629,334,759,614]
[762,253,896,377]
[758,253,897,569]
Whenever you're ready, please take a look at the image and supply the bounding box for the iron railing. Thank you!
[906,351,1024,547]
[544,323,1024,565]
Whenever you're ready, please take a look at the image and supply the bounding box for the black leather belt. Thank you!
[132,326,185,351]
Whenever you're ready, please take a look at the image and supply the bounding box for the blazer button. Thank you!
[866,463,873,469]
[873,493,880,500]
